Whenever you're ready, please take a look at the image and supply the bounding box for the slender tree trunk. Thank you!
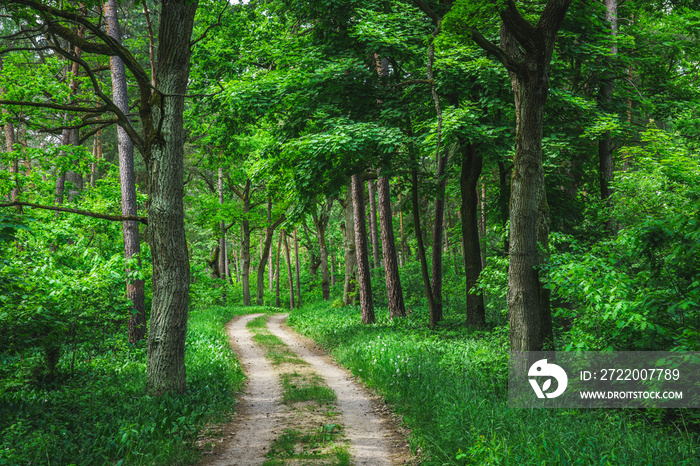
[312,202,332,301]
[367,179,380,269]
[55,128,70,206]
[105,0,146,344]
[294,229,302,306]
[275,232,282,307]
[377,171,406,318]
[341,182,357,305]
[256,204,285,305]
[328,237,336,287]
[599,0,617,231]
[90,129,102,187]
[282,229,295,310]
[430,149,448,324]
[352,174,374,323]
[411,168,438,327]
[145,0,198,395]
[241,180,252,306]
[460,142,486,327]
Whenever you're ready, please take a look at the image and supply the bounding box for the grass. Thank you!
[281,371,337,404]
[0,304,269,465]
[248,315,307,365]
[263,426,350,465]
[287,301,700,466]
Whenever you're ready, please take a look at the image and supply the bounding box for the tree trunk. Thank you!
[282,229,295,310]
[256,200,284,305]
[460,142,486,327]
[497,4,570,351]
[90,129,102,188]
[275,232,282,307]
[367,179,381,269]
[377,171,406,318]
[312,201,332,301]
[145,0,198,395]
[341,182,357,305]
[599,0,617,231]
[430,149,449,324]
[294,228,302,306]
[241,179,252,305]
[411,168,439,328]
[105,0,146,344]
[352,174,374,323]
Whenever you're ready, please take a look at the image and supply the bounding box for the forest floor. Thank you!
[197,313,415,465]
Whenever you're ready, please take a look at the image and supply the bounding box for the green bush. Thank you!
[0,305,246,465]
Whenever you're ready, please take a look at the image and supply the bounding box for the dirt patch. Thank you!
[199,313,414,465]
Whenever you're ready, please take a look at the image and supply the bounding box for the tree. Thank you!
[352,174,375,324]
[1,0,199,393]
[376,171,406,318]
[105,0,146,344]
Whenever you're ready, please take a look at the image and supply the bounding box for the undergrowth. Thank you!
[0,305,268,465]
[287,302,700,465]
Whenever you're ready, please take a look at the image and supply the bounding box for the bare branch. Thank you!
[0,201,148,224]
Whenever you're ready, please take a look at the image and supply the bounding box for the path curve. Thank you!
[204,313,284,466]
[267,314,395,466]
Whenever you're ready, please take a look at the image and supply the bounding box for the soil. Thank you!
[198,313,415,466]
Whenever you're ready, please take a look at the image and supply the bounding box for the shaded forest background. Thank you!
[1,0,700,463]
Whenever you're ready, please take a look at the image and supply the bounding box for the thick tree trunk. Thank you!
[352,174,374,324]
[367,179,381,269]
[341,182,357,305]
[460,142,486,327]
[499,9,567,351]
[145,0,197,395]
[377,172,406,318]
[106,0,146,344]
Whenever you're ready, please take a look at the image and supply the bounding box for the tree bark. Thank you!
[312,200,332,301]
[90,129,102,188]
[145,0,198,395]
[256,199,285,305]
[493,0,571,352]
[430,148,448,324]
[352,174,374,323]
[460,142,486,327]
[294,228,302,306]
[275,231,282,307]
[282,229,295,310]
[411,168,438,327]
[367,179,381,269]
[240,179,252,305]
[341,182,357,305]
[599,0,617,231]
[105,0,146,344]
[377,171,406,318]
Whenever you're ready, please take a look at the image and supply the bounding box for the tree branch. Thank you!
[0,202,148,224]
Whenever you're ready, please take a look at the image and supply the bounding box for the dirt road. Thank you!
[200,313,411,466]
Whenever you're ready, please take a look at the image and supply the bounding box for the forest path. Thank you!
[200,313,412,466]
